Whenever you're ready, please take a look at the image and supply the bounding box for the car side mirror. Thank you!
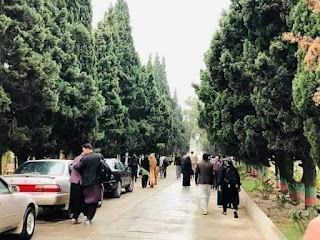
[10,185,20,193]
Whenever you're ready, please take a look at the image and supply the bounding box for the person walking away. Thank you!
[213,156,221,189]
[174,155,182,178]
[123,152,130,168]
[162,157,168,179]
[190,151,198,177]
[219,159,241,218]
[217,159,227,206]
[130,153,139,182]
[69,151,84,224]
[149,153,157,188]
[195,154,213,215]
[74,143,104,225]
[140,156,150,188]
[159,155,165,179]
[182,156,192,187]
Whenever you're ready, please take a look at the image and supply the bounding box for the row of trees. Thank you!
[0,0,189,167]
[197,0,320,208]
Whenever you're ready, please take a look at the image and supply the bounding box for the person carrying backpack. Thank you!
[219,158,241,218]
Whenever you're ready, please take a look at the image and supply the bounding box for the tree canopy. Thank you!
[196,0,319,207]
[0,0,189,162]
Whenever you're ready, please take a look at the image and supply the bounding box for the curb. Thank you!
[240,189,287,240]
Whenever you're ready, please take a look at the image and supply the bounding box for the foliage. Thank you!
[290,207,318,233]
[236,164,248,180]
[0,0,190,162]
[196,0,318,207]
[253,178,276,200]
[277,193,290,210]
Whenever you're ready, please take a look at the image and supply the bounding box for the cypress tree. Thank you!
[0,0,60,162]
[288,0,320,207]
[95,7,126,156]
[44,0,105,157]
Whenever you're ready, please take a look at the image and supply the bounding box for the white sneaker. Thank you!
[84,220,91,226]
[203,210,207,215]
[71,219,80,224]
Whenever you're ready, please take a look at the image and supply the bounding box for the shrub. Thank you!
[277,193,289,210]
[254,178,275,200]
[290,207,318,233]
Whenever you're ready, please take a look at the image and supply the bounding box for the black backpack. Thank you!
[224,167,238,186]
[97,159,111,183]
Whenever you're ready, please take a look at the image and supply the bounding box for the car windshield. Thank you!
[14,162,65,176]
[105,160,115,170]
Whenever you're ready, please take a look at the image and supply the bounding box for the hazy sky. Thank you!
[92,0,230,107]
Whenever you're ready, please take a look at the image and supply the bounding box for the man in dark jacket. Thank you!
[74,143,104,226]
[195,154,213,215]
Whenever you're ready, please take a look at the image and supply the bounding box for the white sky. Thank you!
[92,0,230,108]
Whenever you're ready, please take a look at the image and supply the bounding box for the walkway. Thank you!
[33,166,264,240]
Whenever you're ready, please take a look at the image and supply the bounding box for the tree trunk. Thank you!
[277,154,293,194]
[302,157,317,208]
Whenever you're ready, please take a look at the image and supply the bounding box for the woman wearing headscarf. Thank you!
[149,153,158,188]
[182,156,192,187]
[219,159,241,218]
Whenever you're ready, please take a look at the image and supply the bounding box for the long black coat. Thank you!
[182,159,192,186]
[219,166,241,205]
[74,153,104,187]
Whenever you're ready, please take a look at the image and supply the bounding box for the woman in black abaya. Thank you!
[182,156,192,187]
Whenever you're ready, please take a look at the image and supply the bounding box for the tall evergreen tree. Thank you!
[43,0,105,157]
[95,7,126,156]
[0,0,61,162]
[288,0,320,207]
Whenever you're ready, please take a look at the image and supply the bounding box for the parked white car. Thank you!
[0,177,37,239]
[3,160,73,217]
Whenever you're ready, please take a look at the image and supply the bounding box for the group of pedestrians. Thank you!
[176,152,241,218]
[69,143,109,226]
[123,153,169,189]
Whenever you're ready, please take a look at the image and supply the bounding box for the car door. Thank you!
[0,179,23,232]
[119,161,130,186]
[114,161,126,186]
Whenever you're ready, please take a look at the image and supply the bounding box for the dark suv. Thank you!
[103,158,134,198]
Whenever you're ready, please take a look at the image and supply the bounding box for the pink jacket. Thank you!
[69,154,83,184]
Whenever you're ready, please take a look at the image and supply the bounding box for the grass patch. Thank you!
[241,178,257,192]
[280,222,303,240]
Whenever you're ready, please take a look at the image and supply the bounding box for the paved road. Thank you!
[28,166,263,240]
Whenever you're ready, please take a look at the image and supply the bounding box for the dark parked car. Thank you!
[103,158,134,198]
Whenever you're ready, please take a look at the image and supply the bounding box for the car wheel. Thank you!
[125,179,134,192]
[20,207,35,240]
[113,181,122,198]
